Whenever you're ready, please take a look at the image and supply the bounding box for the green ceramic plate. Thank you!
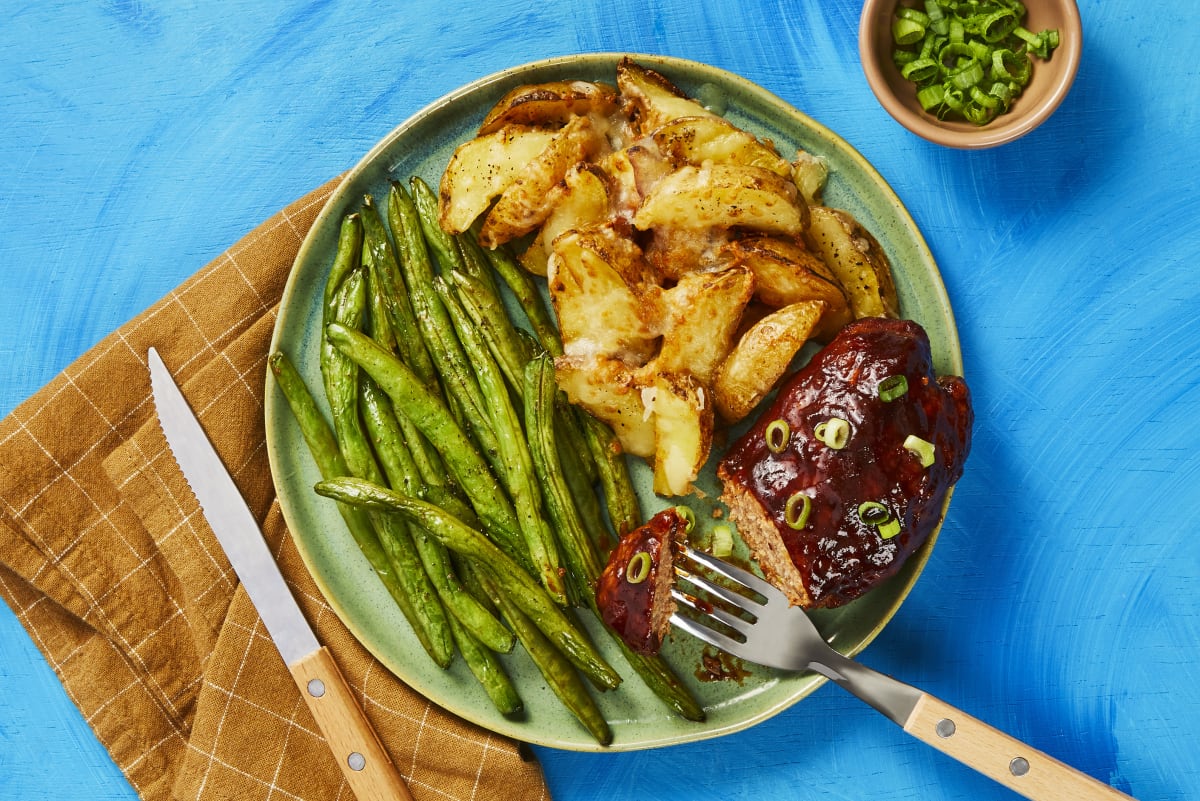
[265,53,961,752]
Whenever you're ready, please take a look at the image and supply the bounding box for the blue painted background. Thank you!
[2,1,1196,799]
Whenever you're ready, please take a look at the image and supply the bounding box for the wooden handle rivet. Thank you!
[347,752,366,772]
[935,718,956,738]
[307,678,326,698]
[1009,756,1030,776]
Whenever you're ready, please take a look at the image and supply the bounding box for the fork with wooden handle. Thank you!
[670,546,1135,801]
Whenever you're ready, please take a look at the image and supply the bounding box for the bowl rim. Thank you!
[857,0,1083,149]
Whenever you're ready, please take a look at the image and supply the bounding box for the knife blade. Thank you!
[148,347,413,801]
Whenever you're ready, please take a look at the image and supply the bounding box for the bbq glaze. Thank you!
[718,317,972,608]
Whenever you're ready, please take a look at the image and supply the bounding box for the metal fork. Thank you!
[670,546,1134,801]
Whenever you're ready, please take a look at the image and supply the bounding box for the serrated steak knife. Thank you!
[148,348,413,801]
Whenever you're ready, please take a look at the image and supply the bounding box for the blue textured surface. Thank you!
[1,1,1195,799]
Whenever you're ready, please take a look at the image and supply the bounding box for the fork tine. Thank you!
[668,609,748,654]
[678,545,778,600]
[673,562,762,612]
[669,587,756,637]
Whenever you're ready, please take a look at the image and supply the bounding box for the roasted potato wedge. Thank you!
[617,57,717,134]
[714,300,826,423]
[805,206,899,319]
[723,235,852,339]
[548,226,660,364]
[647,372,713,497]
[439,125,558,235]
[652,115,792,177]
[641,224,737,280]
[478,80,618,136]
[790,151,829,206]
[654,267,754,384]
[435,59,902,501]
[479,115,604,248]
[555,355,656,459]
[519,163,610,276]
[596,147,643,217]
[632,163,807,237]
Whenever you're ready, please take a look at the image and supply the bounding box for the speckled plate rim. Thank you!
[265,52,962,752]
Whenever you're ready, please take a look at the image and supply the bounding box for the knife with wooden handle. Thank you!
[148,348,413,801]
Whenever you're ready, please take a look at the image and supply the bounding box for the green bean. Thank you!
[450,270,597,491]
[312,477,621,691]
[436,278,566,605]
[359,378,515,654]
[360,195,436,385]
[321,267,364,412]
[268,351,452,667]
[525,355,705,721]
[365,349,473,520]
[267,350,373,541]
[523,355,601,601]
[386,180,500,463]
[323,273,455,666]
[356,243,474,525]
[478,570,611,745]
[447,270,531,397]
[325,322,527,564]
[363,245,398,356]
[554,430,611,554]
[387,405,472,521]
[578,408,642,537]
[323,212,363,327]
[407,177,468,275]
[480,240,563,358]
[451,222,505,307]
[446,612,523,717]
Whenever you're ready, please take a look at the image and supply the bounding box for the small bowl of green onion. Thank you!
[858,0,1082,148]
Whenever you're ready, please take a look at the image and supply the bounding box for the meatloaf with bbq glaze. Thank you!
[595,507,689,655]
[718,317,972,609]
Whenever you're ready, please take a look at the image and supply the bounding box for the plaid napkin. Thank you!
[0,178,549,801]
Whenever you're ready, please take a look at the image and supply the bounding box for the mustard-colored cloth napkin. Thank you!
[0,178,549,801]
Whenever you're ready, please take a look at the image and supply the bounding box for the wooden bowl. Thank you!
[859,0,1082,148]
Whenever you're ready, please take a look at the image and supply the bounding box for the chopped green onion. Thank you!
[675,504,696,532]
[991,48,1031,85]
[878,374,909,402]
[938,41,975,68]
[879,518,903,539]
[889,0,1061,126]
[893,18,926,46]
[917,84,947,111]
[989,81,1014,110]
[949,18,965,43]
[963,100,996,125]
[785,492,812,530]
[942,86,966,114]
[903,434,936,467]
[765,418,790,453]
[857,501,891,527]
[950,59,985,90]
[857,501,903,539]
[1013,26,1042,46]
[626,551,651,584]
[813,417,851,449]
[896,6,931,26]
[711,524,734,558]
[901,57,939,83]
[979,8,1018,42]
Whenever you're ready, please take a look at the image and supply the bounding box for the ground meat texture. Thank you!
[718,317,973,609]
